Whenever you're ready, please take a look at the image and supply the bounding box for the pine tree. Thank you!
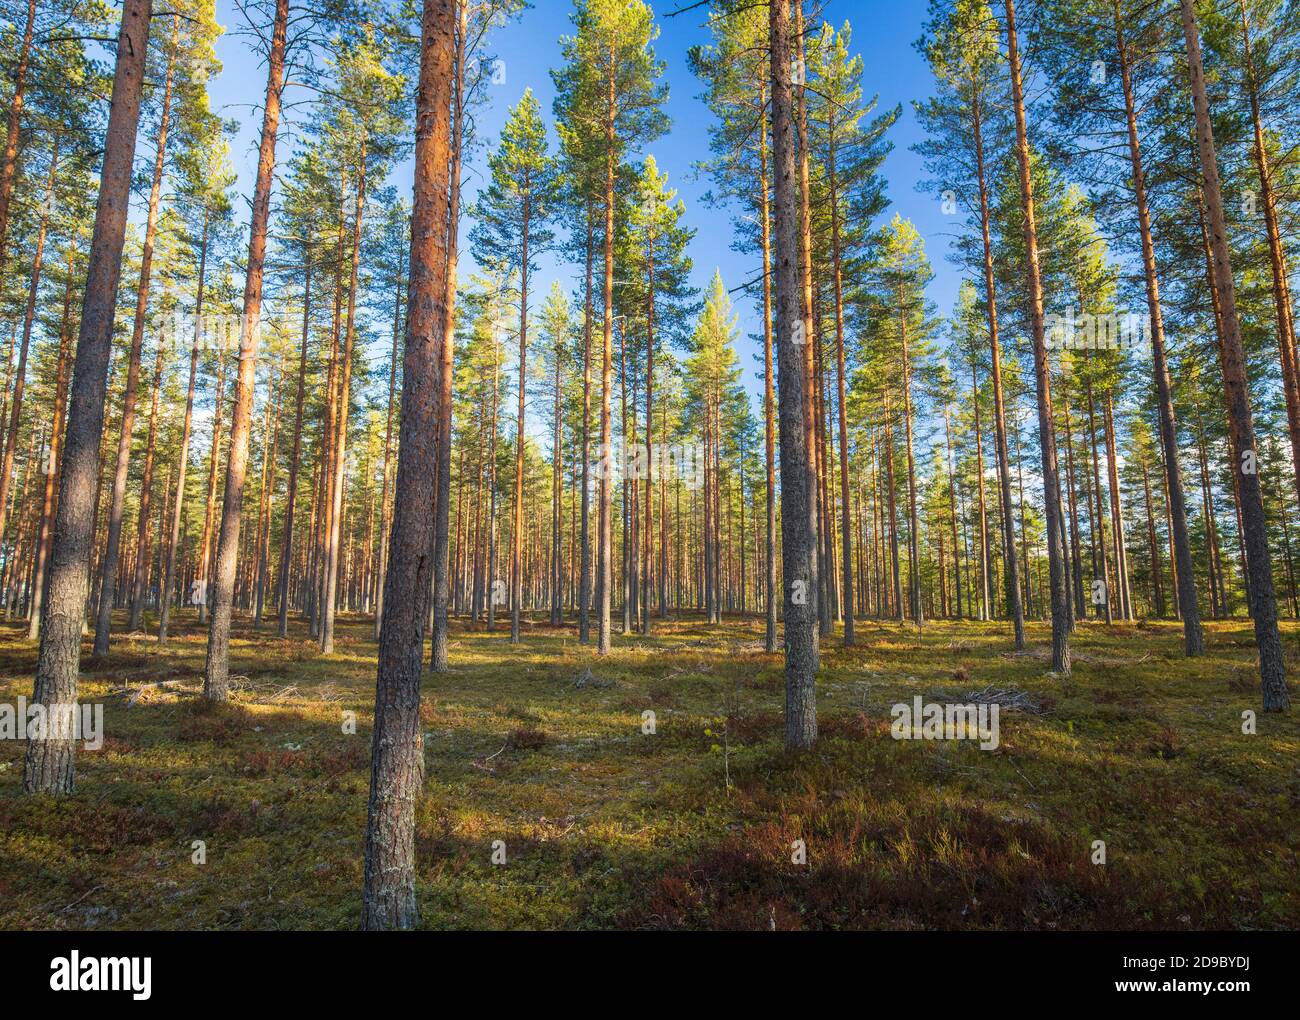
[769,0,818,749]
[1002,0,1071,674]
[915,0,1027,647]
[619,155,695,634]
[552,0,668,655]
[361,0,455,930]
[807,18,898,644]
[203,0,291,700]
[690,0,778,649]
[1179,0,1287,710]
[470,88,559,644]
[24,0,153,795]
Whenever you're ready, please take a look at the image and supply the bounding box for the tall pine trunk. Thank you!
[970,354,991,619]
[770,0,817,749]
[94,36,176,655]
[24,0,153,795]
[972,89,1025,647]
[759,78,778,653]
[126,325,168,630]
[1004,0,1068,673]
[900,292,922,628]
[253,361,281,625]
[203,0,289,699]
[374,243,402,637]
[551,321,563,626]
[1114,8,1202,650]
[827,112,854,644]
[431,0,465,671]
[641,225,656,635]
[277,242,312,637]
[159,211,209,642]
[27,255,74,641]
[578,209,593,644]
[322,161,365,654]
[1179,0,1286,709]
[793,2,823,643]
[597,50,615,657]
[511,174,530,644]
[361,0,454,930]
[1085,376,1113,624]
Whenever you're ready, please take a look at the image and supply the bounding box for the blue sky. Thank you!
[207,0,961,406]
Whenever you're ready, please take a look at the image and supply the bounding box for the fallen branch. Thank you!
[120,679,198,707]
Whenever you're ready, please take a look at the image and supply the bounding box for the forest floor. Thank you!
[0,611,1297,930]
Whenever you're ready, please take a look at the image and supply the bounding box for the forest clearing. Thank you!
[2,613,1298,930]
[2,0,1300,950]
